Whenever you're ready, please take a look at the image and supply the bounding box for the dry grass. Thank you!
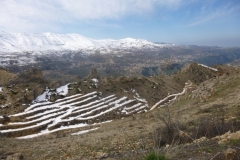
[0,69,16,85]
[1,65,240,159]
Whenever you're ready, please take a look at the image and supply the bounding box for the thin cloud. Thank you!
[56,0,182,19]
[0,0,182,32]
[186,4,240,27]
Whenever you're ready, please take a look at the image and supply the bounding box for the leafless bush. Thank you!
[190,116,240,139]
[153,107,191,148]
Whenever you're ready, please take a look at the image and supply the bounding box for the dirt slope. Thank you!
[1,64,240,160]
[0,69,16,85]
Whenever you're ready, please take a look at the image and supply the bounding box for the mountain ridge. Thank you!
[0,32,174,53]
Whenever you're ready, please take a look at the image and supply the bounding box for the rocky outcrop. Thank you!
[87,69,99,79]
[0,153,24,160]
[18,68,43,82]
[0,69,16,85]
[174,63,219,85]
[224,148,237,160]
[212,130,240,144]
[6,153,24,160]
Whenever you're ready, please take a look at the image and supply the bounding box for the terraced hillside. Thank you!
[0,90,149,138]
[0,81,195,139]
[0,63,221,139]
[2,63,240,160]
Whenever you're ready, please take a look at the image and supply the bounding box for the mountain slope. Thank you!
[1,64,240,159]
[0,32,173,53]
[0,63,221,138]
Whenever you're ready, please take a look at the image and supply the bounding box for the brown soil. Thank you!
[1,64,240,160]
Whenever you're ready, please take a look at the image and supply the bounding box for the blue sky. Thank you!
[0,0,240,47]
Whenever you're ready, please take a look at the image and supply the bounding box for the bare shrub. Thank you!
[153,107,191,148]
[190,116,240,139]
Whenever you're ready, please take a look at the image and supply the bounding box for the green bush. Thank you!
[144,152,169,160]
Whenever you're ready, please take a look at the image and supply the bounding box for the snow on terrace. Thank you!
[0,81,190,138]
[34,83,71,102]
[11,92,97,117]
[56,83,70,96]
[91,78,98,83]
[75,99,135,120]
[0,89,148,138]
[71,96,117,115]
[35,88,51,102]
[198,64,218,71]
[16,123,88,139]
[17,120,113,139]
[150,82,192,110]
[0,118,55,133]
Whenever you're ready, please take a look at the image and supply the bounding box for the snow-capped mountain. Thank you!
[0,32,173,53]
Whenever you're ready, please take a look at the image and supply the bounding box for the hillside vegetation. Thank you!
[0,63,240,160]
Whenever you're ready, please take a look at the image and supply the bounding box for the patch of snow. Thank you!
[135,93,140,97]
[55,93,82,102]
[26,91,97,116]
[16,123,88,139]
[56,83,70,96]
[71,97,117,115]
[198,64,218,71]
[91,78,98,83]
[26,107,67,120]
[121,108,127,113]
[0,87,3,92]
[125,103,142,111]
[67,95,98,106]
[150,82,192,110]
[24,101,52,112]
[76,99,134,120]
[127,105,147,114]
[34,88,51,102]
[16,121,112,139]
[34,83,72,103]
[1,103,11,108]
[150,89,186,110]
[8,111,65,125]
[47,107,75,128]
[134,96,147,104]
[76,97,119,118]
[1,118,55,133]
